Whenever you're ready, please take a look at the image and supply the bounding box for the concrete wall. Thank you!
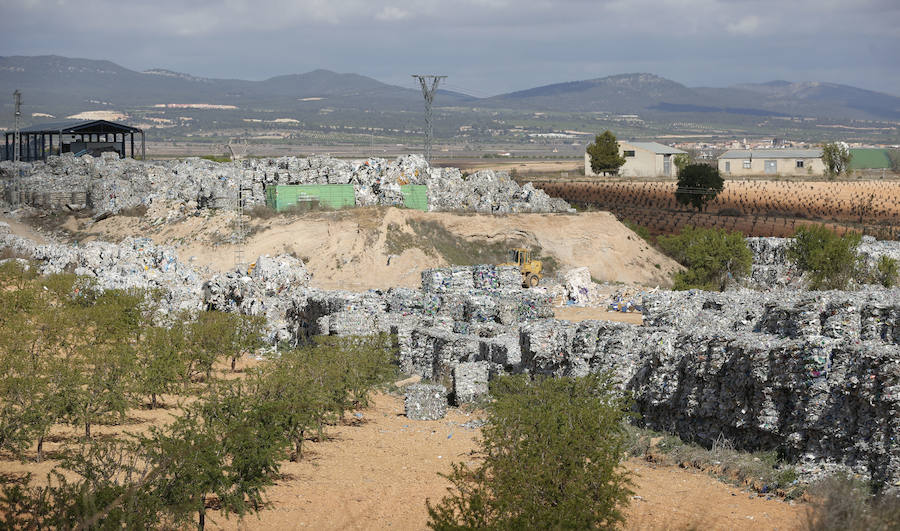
[719,156,826,177]
[584,142,679,178]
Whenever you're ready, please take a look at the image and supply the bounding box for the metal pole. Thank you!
[412,75,446,163]
[13,90,22,164]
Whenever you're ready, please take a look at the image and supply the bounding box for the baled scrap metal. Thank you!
[453,362,490,405]
[479,333,522,369]
[464,294,498,323]
[519,319,577,377]
[404,383,448,421]
[405,327,452,378]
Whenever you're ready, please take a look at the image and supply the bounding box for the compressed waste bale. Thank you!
[453,362,490,404]
[497,266,522,290]
[405,384,448,421]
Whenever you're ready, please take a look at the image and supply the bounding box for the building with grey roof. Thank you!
[718,148,824,176]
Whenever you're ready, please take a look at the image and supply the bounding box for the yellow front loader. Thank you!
[501,248,543,288]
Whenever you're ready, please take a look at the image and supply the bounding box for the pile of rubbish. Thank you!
[202,254,312,344]
[0,228,204,314]
[0,153,570,216]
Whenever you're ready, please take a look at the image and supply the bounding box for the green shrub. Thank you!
[872,256,899,288]
[787,225,863,290]
[657,226,752,291]
[427,373,633,530]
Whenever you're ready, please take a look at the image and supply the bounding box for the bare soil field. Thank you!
[60,207,680,290]
[535,180,900,239]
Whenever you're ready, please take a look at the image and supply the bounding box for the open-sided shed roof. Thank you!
[18,119,142,134]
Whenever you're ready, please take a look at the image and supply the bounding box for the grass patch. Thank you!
[405,219,559,275]
[805,473,900,531]
[384,222,423,257]
[623,425,804,499]
[622,219,652,243]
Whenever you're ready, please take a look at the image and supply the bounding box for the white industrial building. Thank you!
[585,141,686,178]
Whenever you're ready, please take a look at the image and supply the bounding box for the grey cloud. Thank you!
[0,0,897,95]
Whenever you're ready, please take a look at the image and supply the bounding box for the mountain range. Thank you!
[1,55,899,125]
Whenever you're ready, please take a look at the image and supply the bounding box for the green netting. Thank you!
[401,185,428,211]
[265,184,356,211]
[849,149,891,170]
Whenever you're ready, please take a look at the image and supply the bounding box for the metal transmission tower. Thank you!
[227,140,250,269]
[412,75,446,162]
[13,90,22,163]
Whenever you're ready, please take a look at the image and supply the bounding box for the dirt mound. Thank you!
[54,207,680,291]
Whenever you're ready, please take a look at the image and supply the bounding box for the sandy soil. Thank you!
[215,393,806,531]
[0,215,49,244]
[68,207,680,291]
[0,372,807,530]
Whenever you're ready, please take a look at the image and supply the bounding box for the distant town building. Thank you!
[718,148,824,177]
[585,141,686,178]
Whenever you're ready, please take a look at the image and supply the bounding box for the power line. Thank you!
[412,75,446,163]
[13,90,22,164]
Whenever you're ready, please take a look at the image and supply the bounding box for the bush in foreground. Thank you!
[427,373,632,530]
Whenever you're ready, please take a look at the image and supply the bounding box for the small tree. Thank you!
[675,163,724,212]
[787,225,863,290]
[136,322,190,409]
[586,130,625,176]
[143,379,286,530]
[673,152,691,173]
[64,289,142,438]
[427,373,633,530]
[822,142,852,177]
[658,226,753,291]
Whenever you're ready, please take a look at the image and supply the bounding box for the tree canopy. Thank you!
[822,142,852,177]
[675,163,724,212]
[586,130,625,176]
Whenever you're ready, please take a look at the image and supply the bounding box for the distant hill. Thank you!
[482,73,900,121]
[0,55,474,118]
[1,55,898,128]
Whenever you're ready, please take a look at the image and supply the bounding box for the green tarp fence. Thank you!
[265,184,429,212]
[265,184,356,211]
[400,185,428,211]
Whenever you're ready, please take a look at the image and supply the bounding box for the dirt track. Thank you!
[219,393,806,531]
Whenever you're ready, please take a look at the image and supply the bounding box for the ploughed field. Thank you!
[535,180,900,239]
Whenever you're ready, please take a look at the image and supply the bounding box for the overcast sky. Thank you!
[2,0,898,96]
